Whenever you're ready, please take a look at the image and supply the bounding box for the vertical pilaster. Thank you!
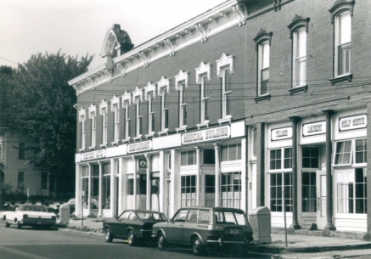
[257,123,265,206]
[323,110,336,230]
[367,102,371,240]
[75,165,82,217]
[145,154,151,210]
[169,149,177,216]
[110,159,116,218]
[289,116,300,230]
[119,157,124,213]
[241,138,248,212]
[159,151,165,214]
[195,146,201,206]
[214,143,221,207]
[133,156,137,209]
[98,161,103,217]
[87,163,92,214]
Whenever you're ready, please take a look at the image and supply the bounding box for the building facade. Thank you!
[68,0,371,236]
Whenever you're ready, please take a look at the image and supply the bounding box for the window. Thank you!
[101,108,108,146]
[102,163,110,209]
[355,139,367,164]
[181,151,196,166]
[200,76,209,123]
[254,30,272,100]
[181,175,196,207]
[334,140,352,165]
[79,108,86,151]
[270,148,292,170]
[18,171,25,191]
[113,104,120,142]
[293,28,307,87]
[337,168,367,214]
[18,142,25,159]
[138,174,147,195]
[179,83,187,128]
[335,11,351,77]
[199,209,210,224]
[135,97,142,137]
[89,105,97,149]
[221,144,242,161]
[128,179,134,195]
[302,172,316,212]
[205,175,215,207]
[270,172,292,212]
[302,146,319,168]
[123,100,130,140]
[221,172,241,209]
[147,93,155,134]
[203,149,215,164]
[157,76,170,133]
[220,69,232,119]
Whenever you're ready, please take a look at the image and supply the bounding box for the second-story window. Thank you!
[148,93,155,134]
[102,108,108,145]
[179,82,187,128]
[259,41,270,95]
[113,104,120,143]
[157,76,170,133]
[293,28,307,87]
[221,68,232,119]
[200,76,209,123]
[79,108,86,151]
[335,11,351,76]
[135,97,142,137]
[88,104,97,149]
[123,100,130,140]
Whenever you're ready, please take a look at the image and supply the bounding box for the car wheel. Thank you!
[16,222,22,229]
[127,230,136,246]
[5,221,10,228]
[192,236,204,255]
[105,228,113,243]
[157,232,167,250]
[2,215,5,221]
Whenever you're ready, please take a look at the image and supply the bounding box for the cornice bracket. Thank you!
[232,3,247,26]
[164,39,176,56]
[139,51,149,67]
[195,23,208,43]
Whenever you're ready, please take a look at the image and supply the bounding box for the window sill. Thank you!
[196,121,209,129]
[99,143,107,149]
[121,138,131,144]
[111,140,120,146]
[133,135,143,141]
[145,132,155,139]
[79,148,86,153]
[329,74,352,86]
[88,146,96,151]
[218,117,232,125]
[288,85,308,95]
[176,126,187,133]
[158,129,169,136]
[254,93,271,103]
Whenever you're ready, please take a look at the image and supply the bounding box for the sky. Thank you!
[0,0,227,70]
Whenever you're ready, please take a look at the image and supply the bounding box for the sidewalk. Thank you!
[61,217,371,258]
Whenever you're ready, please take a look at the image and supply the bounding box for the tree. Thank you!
[4,52,93,198]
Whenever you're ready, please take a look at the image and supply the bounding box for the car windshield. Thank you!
[214,210,247,225]
[136,212,167,220]
[21,205,48,212]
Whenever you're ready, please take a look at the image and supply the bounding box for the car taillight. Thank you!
[23,214,28,219]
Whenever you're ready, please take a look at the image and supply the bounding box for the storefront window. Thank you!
[270,173,292,212]
[355,139,367,164]
[181,175,196,207]
[221,144,241,161]
[302,146,319,168]
[205,175,215,206]
[203,149,215,164]
[128,179,134,195]
[302,172,316,212]
[181,151,196,166]
[102,163,110,209]
[270,148,292,170]
[337,168,367,214]
[90,165,99,209]
[221,172,241,209]
[138,175,147,195]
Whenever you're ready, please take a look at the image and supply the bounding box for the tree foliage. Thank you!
[3,52,93,197]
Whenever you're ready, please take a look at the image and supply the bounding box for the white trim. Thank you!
[195,61,211,83]
[174,69,189,90]
[216,53,234,77]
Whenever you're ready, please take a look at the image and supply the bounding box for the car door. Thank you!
[181,209,199,244]
[115,210,131,238]
[165,209,188,243]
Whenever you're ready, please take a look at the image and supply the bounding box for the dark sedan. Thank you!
[103,209,167,246]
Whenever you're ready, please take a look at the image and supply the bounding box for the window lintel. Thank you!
[253,29,273,50]
[328,0,355,24]
[157,76,170,96]
[216,53,234,78]
[144,81,157,100]
[195,61,211,84]
[175,69,189,90]
[287,15,310,39]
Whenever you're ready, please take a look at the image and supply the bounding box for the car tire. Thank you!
[127,230,136,246]
[105,228,113,243]
[191,236,204,255]
[5,221,10,228]
[16,222,22,229]
[157,232,167,250]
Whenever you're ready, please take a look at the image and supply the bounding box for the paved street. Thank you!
[0,224,269,259]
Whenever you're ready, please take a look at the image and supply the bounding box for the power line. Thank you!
[0,56,18,65]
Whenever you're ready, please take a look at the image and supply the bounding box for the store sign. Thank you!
[271,127,292,141]
[128,140,152,153]
[302,121,326,137]
[182,126,230,145]
[339,114,367,131]
[82,149,106,161]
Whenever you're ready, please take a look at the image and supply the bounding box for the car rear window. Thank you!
[214,210,247,225]
[137,212,167,220]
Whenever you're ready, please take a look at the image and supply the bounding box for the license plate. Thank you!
[229,229,240,234]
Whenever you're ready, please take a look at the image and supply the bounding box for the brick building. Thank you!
[68,0,371,236]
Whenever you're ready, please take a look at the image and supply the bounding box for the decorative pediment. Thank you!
[175,70,189,90]
[100,24,134,57]
[157,76,170,96]
[99,99,108,115]
[133,86,144,102]
[195,61,211,84]
[88,104,97,118]
[121,91,132,106]
[288,15,310,39]
[253,29,273,50]
[144,82,157,100]
[216,53,234,77]
[329,0,355,24]
[110,95,120,110]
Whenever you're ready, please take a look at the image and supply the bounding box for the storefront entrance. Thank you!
[316,170,327,229]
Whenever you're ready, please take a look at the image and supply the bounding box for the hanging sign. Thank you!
[182,126,230,145]
[339,114,367,131]
[128,140,152,153]
[302,121,326,137]
[271,127,292,141]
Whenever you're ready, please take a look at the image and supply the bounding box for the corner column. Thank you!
[367,102,371,240]
[323,110,336,230]
[98,161,103,217]
[289,116,300,230]
[195,146,201,206]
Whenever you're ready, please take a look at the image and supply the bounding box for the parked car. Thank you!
[2,204,57,229]
[103,209,167,245]
[152,206,253,255]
